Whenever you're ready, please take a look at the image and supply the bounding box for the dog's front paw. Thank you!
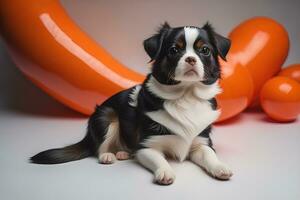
[154,168,176,185]
[207,163,233,180]
[116,151,130,160]
[99,153,116,164]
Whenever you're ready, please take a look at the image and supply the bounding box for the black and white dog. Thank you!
[31,22,233,185]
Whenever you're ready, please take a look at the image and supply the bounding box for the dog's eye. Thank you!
[169,47,179,55]
[200,46,211,56]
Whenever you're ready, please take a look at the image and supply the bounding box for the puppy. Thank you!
[31,22,233,185]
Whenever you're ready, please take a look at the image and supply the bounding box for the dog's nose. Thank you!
[185,56,196,66]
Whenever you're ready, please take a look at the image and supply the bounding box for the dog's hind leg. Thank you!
[97,118,131,163]
[88,106,121,164]
[98,120,119,164]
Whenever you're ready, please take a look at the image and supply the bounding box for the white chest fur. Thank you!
[146,92,219,139]
[145,77,220,140]
[143,76,221,161]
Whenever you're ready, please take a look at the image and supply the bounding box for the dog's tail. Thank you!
[30,135,93,164]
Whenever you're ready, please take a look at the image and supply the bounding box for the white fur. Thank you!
[116,151,130,160]
[142,135,191,162]
[142,76,221,168]
[128,85,142,107]
[146,76,220,140]
[99,152,116,164]
[190,138,233,180]
[142,135,209,162]
[193,81,222,100]
[146,75,221,101]
[174,27,205,82]
[136,148,176,185]
[146,76,187,100]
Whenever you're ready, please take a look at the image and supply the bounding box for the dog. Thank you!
[31,22,233,185]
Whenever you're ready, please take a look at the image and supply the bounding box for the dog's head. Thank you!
[144,22,230,85]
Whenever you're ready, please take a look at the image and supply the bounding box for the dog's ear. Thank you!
[202,22,231,61]
[213,33,231,61]
[144,22,171,62]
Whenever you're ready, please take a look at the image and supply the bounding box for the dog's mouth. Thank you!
[184,69,198,76]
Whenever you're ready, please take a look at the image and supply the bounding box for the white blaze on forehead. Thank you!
[174,27,204,82]
[184,27,199,50]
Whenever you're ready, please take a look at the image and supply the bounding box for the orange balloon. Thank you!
[228,17,289,106]
[278,64,300,83]
[260,76,300,122]
[216,59,254,122]
[0,0,144,115]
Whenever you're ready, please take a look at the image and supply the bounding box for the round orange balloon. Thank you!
[278,64,300,83]
[216,59,254,122]
[228,17,289,106]
[260,76,300,122]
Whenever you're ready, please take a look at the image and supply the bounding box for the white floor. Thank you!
[0,104,299,200]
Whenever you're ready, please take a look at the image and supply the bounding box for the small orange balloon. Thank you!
[228,17,290,106]
[278,64,300,83]
[260,76,300,122]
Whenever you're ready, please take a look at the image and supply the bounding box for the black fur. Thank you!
[30,135,92,164]
[30,22,230,164]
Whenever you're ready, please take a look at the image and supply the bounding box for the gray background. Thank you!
[0,0,299,200]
